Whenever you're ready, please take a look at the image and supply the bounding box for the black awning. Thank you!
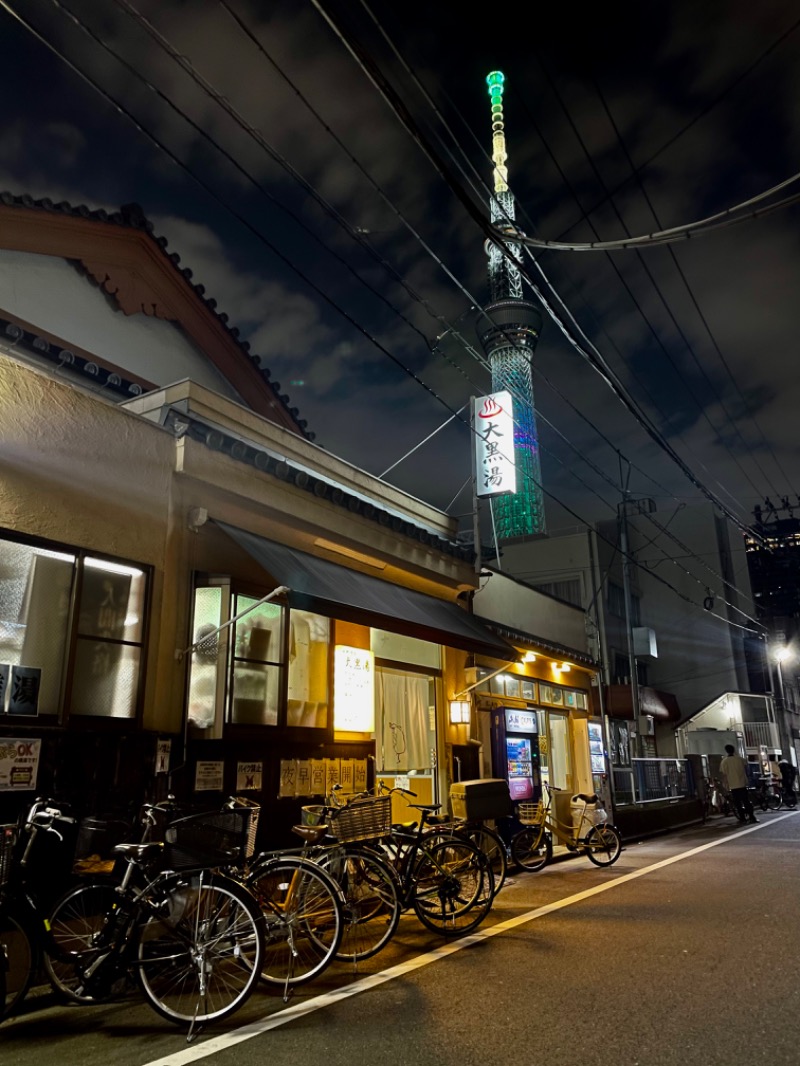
[217,522,517,661]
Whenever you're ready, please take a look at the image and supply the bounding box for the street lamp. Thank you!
[771,646,792,758]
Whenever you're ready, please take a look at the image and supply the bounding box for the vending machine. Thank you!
[490,707,542,802]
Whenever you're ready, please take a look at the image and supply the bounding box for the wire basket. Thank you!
[517,802,545,826]
[163,808,252,870]
[328,795,392,843]
[301,805,327,827]
[228,798,260,858]
[0,824,17,887]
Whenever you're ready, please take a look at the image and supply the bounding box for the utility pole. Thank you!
[618,482,642,761]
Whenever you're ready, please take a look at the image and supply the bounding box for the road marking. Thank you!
[143,814,793,1066]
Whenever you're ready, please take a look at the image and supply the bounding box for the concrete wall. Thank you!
[472,568,590,656]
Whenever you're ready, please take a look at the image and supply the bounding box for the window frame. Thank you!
[0,528,152,729]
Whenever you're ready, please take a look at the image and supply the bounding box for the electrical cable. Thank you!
[5,0,765,633]
[591,74,799,499]
[334,0,766,542]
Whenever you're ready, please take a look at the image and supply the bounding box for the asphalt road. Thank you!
[4,811,800,1066]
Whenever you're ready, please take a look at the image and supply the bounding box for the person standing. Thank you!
[779,758,797,802]
[720,744,758,824]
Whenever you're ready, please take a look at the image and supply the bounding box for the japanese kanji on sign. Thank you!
[473,391,517,498]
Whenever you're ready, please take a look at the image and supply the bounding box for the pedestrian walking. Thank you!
[719,744,758,824]
[779,758,797,802]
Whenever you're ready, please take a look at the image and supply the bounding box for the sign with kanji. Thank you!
[0,738,41,791]
[195,760,224,792]
[156,739,171,774]
[474,391,516,498]
[333,646,374,731]
[279,759,297,798]
[237,761,263,792]
[8,666,41,716]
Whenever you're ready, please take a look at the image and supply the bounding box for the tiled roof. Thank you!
[0,193,312,440]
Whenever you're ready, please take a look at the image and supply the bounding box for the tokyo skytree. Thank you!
[479,71,546,538]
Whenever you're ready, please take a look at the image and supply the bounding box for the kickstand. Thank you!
[186,1005,204,1044]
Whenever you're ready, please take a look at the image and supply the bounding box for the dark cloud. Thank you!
[1,0,799,535]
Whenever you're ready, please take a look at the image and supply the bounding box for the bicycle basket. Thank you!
[517,802,544,826]
[328,795,392,843]
[301,805,326,827]
[163,808,251,870]
[229,797,260,858]
[0,824,17,886]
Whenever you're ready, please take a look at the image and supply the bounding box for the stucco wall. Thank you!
[473,569,589,656]
[0,354,178,729]
[0,249,243,401]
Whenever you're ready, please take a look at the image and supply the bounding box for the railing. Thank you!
[613,758,695,806]
[742,721,780,750]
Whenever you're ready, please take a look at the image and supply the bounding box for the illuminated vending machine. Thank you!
[490,707,541,803]
[588,719,611,810]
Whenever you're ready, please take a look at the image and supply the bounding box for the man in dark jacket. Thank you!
[779,758,797,802]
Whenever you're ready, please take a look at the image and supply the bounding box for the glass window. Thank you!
[188,585,228,735]
[0,534,148,721]
[287,610,329,729]
[230,595,283,727]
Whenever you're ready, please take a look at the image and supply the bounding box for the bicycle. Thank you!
[511,784,622,871]
[358,790,495,936]
[44,805,266,1037]
[752,778,782,812]
[0,798,79,1019]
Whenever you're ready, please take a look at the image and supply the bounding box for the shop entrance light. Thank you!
[449,700,471,725]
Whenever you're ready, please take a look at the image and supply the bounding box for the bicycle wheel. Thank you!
[510,824,551,872]
[318,848,401,963]
[584,825,623,867]
[137,871,264,1026]
[248,856,343,987]
[765,791,782,812]
[464,826,508,896]
[0,904,37,1019]
[412,839,493,937]
[44,880,126,1003]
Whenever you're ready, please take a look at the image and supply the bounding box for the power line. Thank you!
[7,0,765,634]
[590,74,798,499]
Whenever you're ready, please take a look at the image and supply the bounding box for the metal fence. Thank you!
[613,758,695,806]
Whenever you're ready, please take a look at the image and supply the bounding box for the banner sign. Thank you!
[474,391,516,497]
[0,738,41,791]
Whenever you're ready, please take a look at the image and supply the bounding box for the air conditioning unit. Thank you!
[638,715,655,736]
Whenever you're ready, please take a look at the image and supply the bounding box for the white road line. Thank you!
[143,815,793,1066]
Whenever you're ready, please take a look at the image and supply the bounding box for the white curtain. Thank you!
[377,670,430,772]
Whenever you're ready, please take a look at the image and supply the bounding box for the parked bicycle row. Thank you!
[0,779,623,1037]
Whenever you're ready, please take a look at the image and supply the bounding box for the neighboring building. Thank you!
[0,193,596,838]
[497,502,779,795]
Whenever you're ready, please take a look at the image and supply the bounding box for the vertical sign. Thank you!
[474,391,516,497]
[334,646,375,731]
[156,739,171,774]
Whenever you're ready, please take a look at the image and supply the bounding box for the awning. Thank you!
[217,522,517,661]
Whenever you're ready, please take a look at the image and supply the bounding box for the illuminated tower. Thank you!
[479,70,546,538]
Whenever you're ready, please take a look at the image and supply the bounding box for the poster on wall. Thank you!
[310,759,326,795]
[0,738,41,790]
[156,739,171,774]
[339,758,355,794]
[8,666,41,716]
[195,760,224,791]
[353,759,368,793]
[325,758,341,797]
[0,664,9,711]
[296,760,311,797]
[279,760,297,798]
[237,761,263,791]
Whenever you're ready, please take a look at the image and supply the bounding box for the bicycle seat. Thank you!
[409,803,441,812]
[572,793,599,804]
[291,824,329,844]
[113,841,163,862]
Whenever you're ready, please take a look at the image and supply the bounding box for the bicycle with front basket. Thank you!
[44,804,266,1037]
[511,783,622,872]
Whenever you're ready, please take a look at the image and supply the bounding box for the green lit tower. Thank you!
[479,71,546,537]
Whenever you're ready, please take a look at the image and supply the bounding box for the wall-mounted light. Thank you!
[523,651,537,663]
[449,700,471,725]
[560,663,571,673]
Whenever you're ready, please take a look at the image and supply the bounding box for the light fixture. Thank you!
[523,651,537,663]
[449,700,471,725]
[773,647,791,664]
[560,662,572,673]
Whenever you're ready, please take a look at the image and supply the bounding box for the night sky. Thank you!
[2,0,799,545]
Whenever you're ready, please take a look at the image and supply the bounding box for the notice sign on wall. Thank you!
[474,391,516,498]
[195,760,224,792]
[237,761,263,791]
[0,738,41,791]
[334,646,375,732]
